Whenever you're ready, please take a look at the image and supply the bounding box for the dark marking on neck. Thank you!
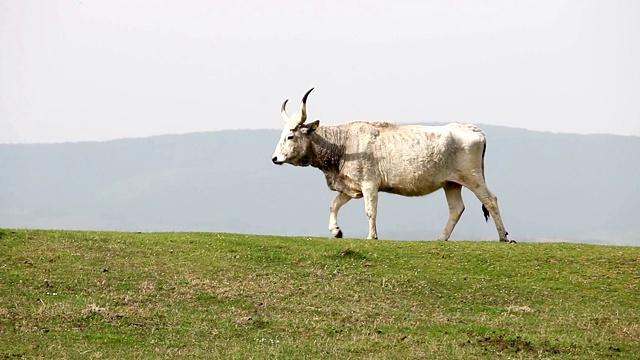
[306,126,362,198]
[309,128,345,172]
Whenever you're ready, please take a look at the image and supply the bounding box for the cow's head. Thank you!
[271,88,320,166]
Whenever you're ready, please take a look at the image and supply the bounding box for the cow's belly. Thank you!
[379,169,448,197]
[379,181,444,197]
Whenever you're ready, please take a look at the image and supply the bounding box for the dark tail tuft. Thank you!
[482,204,490,222]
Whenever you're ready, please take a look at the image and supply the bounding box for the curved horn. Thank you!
[299,87,314,125]
[280,99,290,122]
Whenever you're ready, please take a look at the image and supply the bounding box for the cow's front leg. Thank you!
[362,187,379,239]
[328,192,352,238]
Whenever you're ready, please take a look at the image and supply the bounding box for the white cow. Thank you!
[271,88,513,242]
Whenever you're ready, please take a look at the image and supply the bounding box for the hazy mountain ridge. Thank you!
[1,125,638,245]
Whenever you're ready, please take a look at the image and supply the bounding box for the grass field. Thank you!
[1,229,639,359]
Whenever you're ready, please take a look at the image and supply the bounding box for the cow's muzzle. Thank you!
[271,156,284,165]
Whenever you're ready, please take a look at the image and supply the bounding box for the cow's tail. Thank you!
[482,204,490,222]
[481,142,490,222]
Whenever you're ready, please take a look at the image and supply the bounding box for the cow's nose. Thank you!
[271,156,279,164]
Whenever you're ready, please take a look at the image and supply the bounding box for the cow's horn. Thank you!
[281,99,290,122]
[299,87,314,125]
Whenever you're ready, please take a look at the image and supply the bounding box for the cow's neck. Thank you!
[309,125,345,172]
[309,125,363,198]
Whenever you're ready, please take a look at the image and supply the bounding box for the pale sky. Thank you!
[1,0,639,144]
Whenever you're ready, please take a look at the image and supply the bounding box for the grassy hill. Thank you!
[1,229,638,359]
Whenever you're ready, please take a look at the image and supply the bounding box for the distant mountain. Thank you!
[1,125,639,245]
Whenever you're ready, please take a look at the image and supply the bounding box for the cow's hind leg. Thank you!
[329,192,352,238]
[438,182,465,241]
[465,180,512,243]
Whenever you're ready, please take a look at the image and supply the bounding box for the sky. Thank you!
[1,0,639,144]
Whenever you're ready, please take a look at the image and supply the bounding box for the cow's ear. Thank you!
[305,120,320,133]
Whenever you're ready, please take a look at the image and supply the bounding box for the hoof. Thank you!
[335,229,343,238]
[509,239,517,244]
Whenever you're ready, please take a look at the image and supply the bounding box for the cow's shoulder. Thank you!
[322,170,363,198]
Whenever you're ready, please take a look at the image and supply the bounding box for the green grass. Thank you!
[1,229,638,359]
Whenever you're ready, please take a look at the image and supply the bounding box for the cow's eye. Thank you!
[287,134,294,140]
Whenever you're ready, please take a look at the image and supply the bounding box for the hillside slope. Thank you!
[1,125,639,244]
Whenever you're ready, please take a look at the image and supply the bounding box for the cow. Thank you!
[271,88,514,243]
